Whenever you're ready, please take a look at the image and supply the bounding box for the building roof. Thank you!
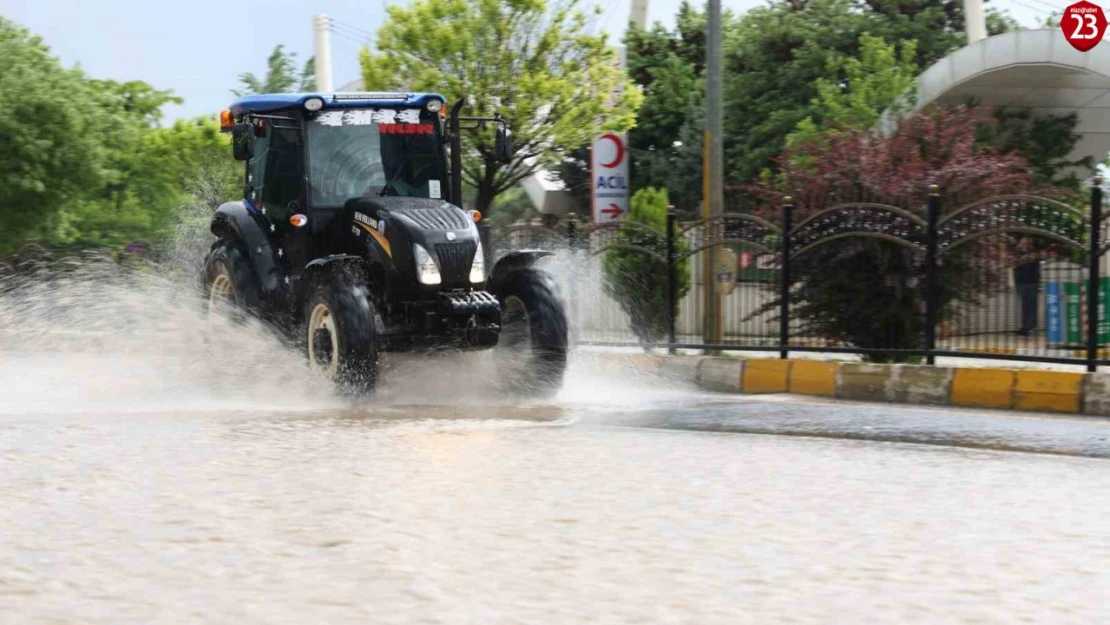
[910,29,1110,176]
[229,92,446,116]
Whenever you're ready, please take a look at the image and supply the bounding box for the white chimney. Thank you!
[965,0,986,45]
[314,14,334,92]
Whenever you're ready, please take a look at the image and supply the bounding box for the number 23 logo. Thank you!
[1061,2,1106,52]
[1071,12,1099,39]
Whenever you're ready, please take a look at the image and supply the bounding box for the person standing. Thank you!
[1015,261,1041,336]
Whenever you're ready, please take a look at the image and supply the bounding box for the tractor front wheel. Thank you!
[493,269,568,399]
[304,273,379,394]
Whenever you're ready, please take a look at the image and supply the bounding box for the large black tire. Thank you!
[204,241,261,324]
[304,272,380,395]
[493,268,568,398]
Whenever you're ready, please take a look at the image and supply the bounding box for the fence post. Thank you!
[1087,178,1103,373]
[925,185,940,366]
[780,197,793,360]
[666,209,677,355]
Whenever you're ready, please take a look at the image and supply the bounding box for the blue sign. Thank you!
[1045,282,1063,344]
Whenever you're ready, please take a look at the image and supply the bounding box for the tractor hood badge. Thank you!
[445,232,456,241]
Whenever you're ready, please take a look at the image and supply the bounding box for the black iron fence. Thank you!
[492,182,1110,371]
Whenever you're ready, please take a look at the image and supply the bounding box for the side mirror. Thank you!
[495,125,513,163]
[232,123,254,161]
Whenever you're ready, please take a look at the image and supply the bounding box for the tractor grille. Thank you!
[396,205,471,230]
[435,242,477,284]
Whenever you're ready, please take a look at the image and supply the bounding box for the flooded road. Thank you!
[2,352,1109,624]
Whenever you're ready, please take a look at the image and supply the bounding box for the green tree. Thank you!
[0,17,105,253]
[602,187,690,349]
[56,116,240,249]
[359,0,642,215]
[722,0,1017,187]
[977,108,1091,190]
[786,34,918,147]
[621,2,715,213]
[781,32,1087,194]
[233,45,316,96]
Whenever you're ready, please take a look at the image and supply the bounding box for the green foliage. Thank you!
[359,0,642,214]
[0,17,105,253]
[233,45,316,96]
[56,117,239,248]
[602,188,690,348]
[785,34,918,150]
[622,2,714,212]
[0,17,242,255]
[977,108,1092,190]
[721,0,1016,187]
[555,146,591,213]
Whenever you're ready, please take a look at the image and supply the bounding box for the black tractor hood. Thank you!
[344,195,480,288]
[344,196,473,232]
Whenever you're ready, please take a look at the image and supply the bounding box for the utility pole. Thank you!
[702,0,724,348]
[314,14,334,92]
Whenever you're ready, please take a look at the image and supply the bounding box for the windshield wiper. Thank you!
[379,153,411,197]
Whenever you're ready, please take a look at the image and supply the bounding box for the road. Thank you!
[1,348,1109,624]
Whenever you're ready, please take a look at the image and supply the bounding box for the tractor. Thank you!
[203,91,567,396]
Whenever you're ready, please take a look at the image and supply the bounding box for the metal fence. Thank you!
[491,183,1110,371]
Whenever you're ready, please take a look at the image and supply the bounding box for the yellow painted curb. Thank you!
[951,368,1016,409]
[1013,370,1083,414]
[741,359,792,393]
[788,360,838,397]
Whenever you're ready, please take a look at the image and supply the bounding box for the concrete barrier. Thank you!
[697,357,744,393]
[836,363,894,402]
[661,356,703,384]
[741,359,791,394]
[607,352,1104,417]
[951,368,1015,409]
[1083,374,1110,416]
[1013,370,1083,414]
[788,360,838,397]
[891,365,953,406]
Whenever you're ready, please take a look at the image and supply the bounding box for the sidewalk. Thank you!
[570,334,1109,373]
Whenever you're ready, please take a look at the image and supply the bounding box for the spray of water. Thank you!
[0,201,695,418]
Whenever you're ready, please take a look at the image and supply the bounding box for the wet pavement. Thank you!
[597,394,1110,458]
[2,351,1110,624]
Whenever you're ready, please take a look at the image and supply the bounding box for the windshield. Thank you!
[306,106,446,206]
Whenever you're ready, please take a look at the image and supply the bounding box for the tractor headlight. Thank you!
[426,99,443,113]
[304,97,324,112]
[469,242,485,283]
[413,244,441,285]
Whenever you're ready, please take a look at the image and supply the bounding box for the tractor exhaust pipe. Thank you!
[449,97,466,209]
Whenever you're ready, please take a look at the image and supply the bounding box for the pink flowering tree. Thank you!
[745,104,1079,361]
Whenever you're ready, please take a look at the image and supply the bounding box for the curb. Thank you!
[585,352,1109,417]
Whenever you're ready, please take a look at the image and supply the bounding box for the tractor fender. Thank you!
[486,249,555,293]
[299,255,371,296]
[210,201,282,296]
[298,255,382,329]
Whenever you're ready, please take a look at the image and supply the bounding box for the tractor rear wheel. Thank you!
[493,269,568,398]
[304,273,379,394]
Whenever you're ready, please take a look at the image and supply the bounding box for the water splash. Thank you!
[0,206,692,418]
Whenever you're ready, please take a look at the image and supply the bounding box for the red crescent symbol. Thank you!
[598,133,625,168]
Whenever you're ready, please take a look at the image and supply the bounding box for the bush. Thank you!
[602,187,691,349]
